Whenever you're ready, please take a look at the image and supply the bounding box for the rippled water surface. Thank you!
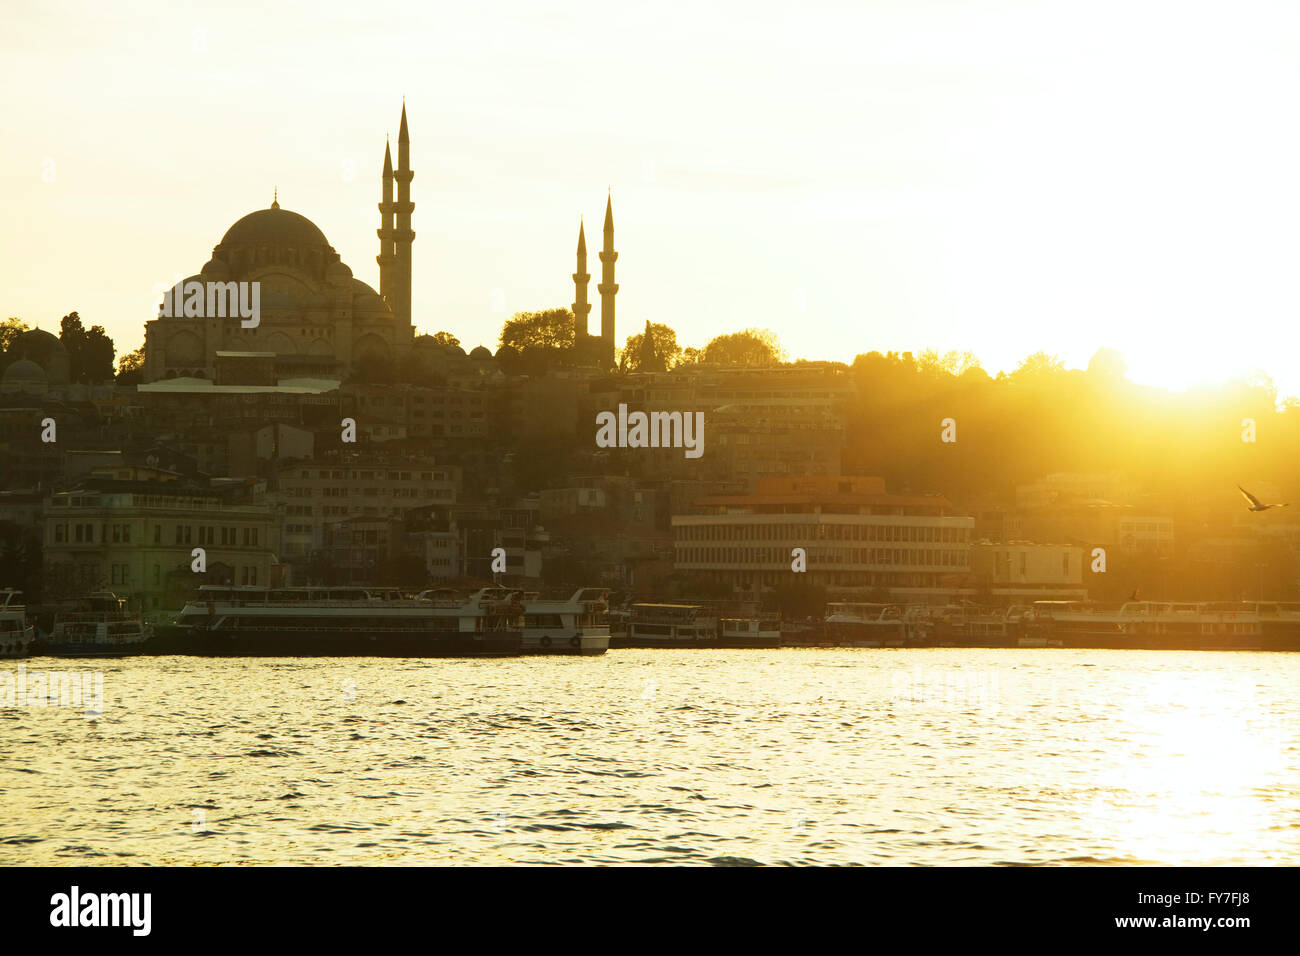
[2,649,1298,865]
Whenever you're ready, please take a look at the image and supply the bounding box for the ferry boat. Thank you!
[1029,600,1261,650]
[716,614,783,648]
[44,592,150,657]
[821,603,927,647]
[921,603,1046,648]
[522,588,611,655]
[160,585,524,657]
[612,603,716,648]
[0,589,36,658]
[1238,602,1300,651]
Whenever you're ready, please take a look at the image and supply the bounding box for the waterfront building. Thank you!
[671,475,974,600]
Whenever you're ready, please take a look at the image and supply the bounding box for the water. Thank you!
[2,649,1298,865]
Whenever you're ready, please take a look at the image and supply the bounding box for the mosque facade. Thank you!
[140,103,621,383]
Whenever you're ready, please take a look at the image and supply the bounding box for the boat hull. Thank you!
[522,629,609,656]
[146,625,523,657]
[1,625,35,659]
[38,642,146,658]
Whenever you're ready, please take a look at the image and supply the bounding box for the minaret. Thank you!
[393,101,415,328]
[597,192,618,368]
[376,138,395,303]
[572,220,591,347]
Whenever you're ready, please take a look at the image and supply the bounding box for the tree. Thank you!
[1012,351,1066,380]
[58,311,116,383]
[116,345,145,385]
[918,349,982,377]
[0,317,29,366]
[620,322,681,372]
[82,325,116,382]
[59,311,85,375]
[1086,347,1128,382]
[499,308,575,352]
[429,331,461,348]
[702,328,785,367]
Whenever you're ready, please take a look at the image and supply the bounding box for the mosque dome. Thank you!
[219,205,331,250]
[469,346,493,361]
[12,329,70,386]
[327,260,353,285]
[1,358,48,393]
[15,328,60,358]
[200,257,231,280]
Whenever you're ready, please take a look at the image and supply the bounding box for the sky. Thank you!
[3,0,1300,394]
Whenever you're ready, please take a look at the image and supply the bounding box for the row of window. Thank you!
[677,547,969,568]
[287,487,452,499]
[292,470,447,481]
[52,523,262,547]
[355,395,483,406]
[675,523,971,543]
[702,570,942,588]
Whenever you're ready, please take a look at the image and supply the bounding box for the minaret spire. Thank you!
[392,103,415,328]
[598,192,618,369]
[572,220,591,346]
[377,137,396,304]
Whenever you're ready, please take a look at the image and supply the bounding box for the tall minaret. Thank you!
[572,220,591,347]
[376,138,396,303]
[393,101,415,328]
[597,192,618,368]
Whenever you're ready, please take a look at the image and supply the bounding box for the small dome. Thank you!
[327,261,353,284]
[200,257,231,280]
[351,279,387,314]
[3,358,46,381]
[469,346,493,361]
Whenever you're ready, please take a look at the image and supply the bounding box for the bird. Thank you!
[1238,485,1290,512]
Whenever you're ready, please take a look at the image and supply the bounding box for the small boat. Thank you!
[44,591,150,657]
[612,603,716,648]
[522,588,611,655]
[716,615,783,648]
[822,603,922,647]
[0,589,36,659]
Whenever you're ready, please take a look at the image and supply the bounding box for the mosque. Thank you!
[0,327,71,397]
[141,104,620,385]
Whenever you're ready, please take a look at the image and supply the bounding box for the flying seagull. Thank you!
[1238,485,1290,512]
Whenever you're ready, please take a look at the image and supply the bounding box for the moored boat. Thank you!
[1029,600,1261,650]
[1238,602,1300,651]
[0,589,36,659]
[44,592,150,657]
[158,585,524,656]
[522,588,611,655]
[821,603,926,647]
[612,603,716,648]
[716,614,783,648]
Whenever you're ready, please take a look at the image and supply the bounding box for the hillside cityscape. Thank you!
[1,106,1297,622]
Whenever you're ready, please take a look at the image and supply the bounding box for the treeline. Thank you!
[0,312,141,384]
[496,308,786,371]
[844,348,1297,507]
